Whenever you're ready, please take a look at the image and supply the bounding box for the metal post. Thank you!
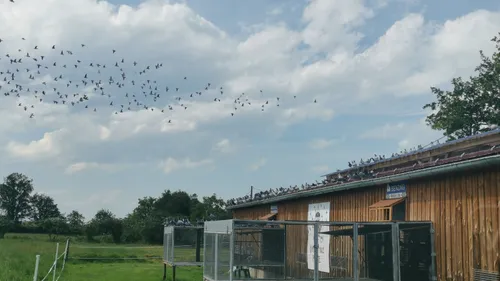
[163,227,167,262]
[53,242,59,281]
[65,240,70,262]
[392,223,401,281]
[162,263,167,280]
[203,232,207,277]
[229,231,234,281]
[33,255,40,281]
[313,223,319,281]
[171,228,175,263]
[353,223,359,281]
[196,228,202,262]
[429,224,438,281]
[215,234,219,281]
[283,224,287,279]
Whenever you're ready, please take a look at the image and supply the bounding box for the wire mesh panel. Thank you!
[232,220,287,280]
[164,226,174,263]
[204,232,216,280]
[217,233,231,280]
[317,223,356,280]
[284,223,311,280]
[398,223,434,281]
[172,226,204,264]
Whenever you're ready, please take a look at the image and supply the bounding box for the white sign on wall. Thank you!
[307,202,330,273]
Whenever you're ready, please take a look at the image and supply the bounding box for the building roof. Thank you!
[228,129,500,210]
[368,198,405,208]
[322,128,500,178]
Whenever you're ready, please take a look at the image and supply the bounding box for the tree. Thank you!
[424,33,500,140]
[31,193,61,221]
[0,173,34,223]
[89,209,123,243]
[40,217,69,241]
[66,210,85,234]
[154,190,192,217]
[201,194,231,220]
[0,216,13,239]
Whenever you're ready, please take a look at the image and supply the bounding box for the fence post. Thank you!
[65,239,70,262]
[53,242,59,281]
[61,240,69,269]
[33,255,40,281]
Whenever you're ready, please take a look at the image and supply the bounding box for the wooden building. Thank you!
[227,129,500,281]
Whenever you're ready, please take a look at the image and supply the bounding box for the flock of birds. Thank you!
[164,215,217,227]
[225,135,455,206]
[0,37,317,121]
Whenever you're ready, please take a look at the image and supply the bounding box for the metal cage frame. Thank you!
[202,219,437,281]
[162,225,204,281]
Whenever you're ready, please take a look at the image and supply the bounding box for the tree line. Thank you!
[0,172,230,244]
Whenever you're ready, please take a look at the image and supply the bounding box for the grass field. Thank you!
[0,233,203,281]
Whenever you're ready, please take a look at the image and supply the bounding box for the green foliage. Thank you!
[31,193,62,221]
[0,172,230,245]
[86,209,123,243]
[67,210,85,234]
[0,173,34,223]
[424,33,500,140]
[40,217,69,241]
[0,216,13,239]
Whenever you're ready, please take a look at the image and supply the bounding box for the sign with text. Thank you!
[386,182,407,199]
[307,202,330,273]
[271,205,278,214]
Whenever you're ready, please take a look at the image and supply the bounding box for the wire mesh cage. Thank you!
[318,221,437,281]
[163,225,204,266]
[203,220,437,281]
[204,219,318,281]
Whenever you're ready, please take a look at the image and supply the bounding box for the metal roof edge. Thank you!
[227,154,500,210]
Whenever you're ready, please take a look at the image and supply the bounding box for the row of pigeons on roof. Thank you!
[164,214,217,227]
[225,128,500,207]
[225,152,422,206]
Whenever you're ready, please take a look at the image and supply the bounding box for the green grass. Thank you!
[0,233,202,281]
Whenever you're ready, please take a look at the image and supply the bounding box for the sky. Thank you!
[1,0,500,220]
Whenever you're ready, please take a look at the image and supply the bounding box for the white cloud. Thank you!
[65,162,132,174]
[267,7,283,16]
[213,139,234,154]
[308,138,337,150]
[159,157,214,174]
[5,130,65,160]
[249,158,267,171]
[0,0,499,217]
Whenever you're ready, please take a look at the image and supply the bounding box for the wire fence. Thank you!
[33,239,70,281]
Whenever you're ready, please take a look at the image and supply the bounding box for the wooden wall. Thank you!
[232,165,500,281]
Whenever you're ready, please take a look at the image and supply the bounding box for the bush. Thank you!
[40,217,70,241]
[0,216,13,239]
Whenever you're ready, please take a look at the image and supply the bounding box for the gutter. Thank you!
[227,154,500,210]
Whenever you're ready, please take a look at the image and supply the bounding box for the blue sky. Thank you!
[0,0,499,219]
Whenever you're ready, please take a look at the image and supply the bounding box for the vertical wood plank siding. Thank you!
[232,166,500,281]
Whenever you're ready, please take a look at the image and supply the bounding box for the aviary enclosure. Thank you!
[202,219,437,281]
[163,225,204,281]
